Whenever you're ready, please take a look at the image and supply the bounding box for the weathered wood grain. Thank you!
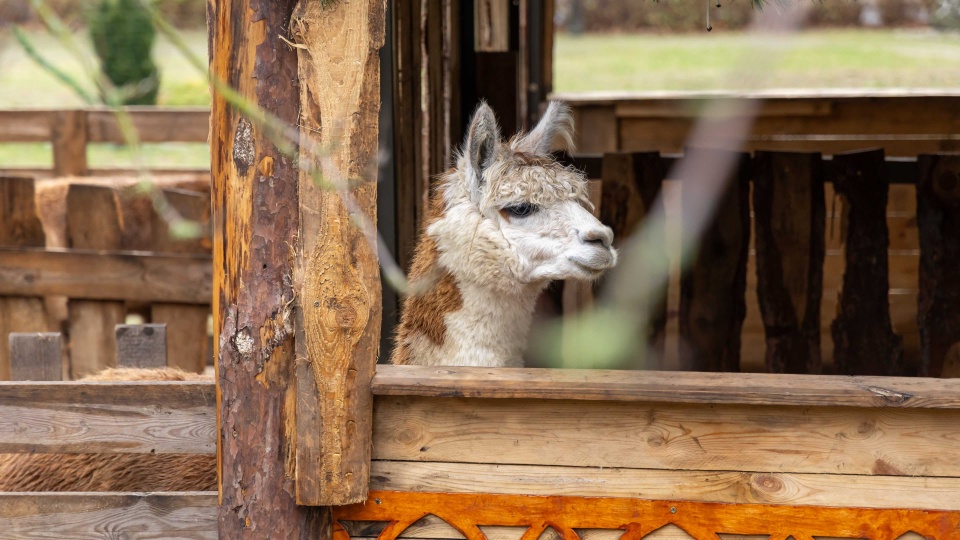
[51,110,87,176]
[0,491,216,540]
[335,490,960,540]
[9,332,61,381]
[151,304,209,373]
[917,154,960,378]
[753,151,825,374]
[0,381,214,453]
[210,0,328,535]
[0,248,211,304]
[678,150,751,372]
[475,0,510,51]
[116,324,167,369]
[372,395,960,477]
[830,149,904,376]
[0,299,53,381]
[291,0,385,506]
[371,365,960,408]
[369,460,960,510]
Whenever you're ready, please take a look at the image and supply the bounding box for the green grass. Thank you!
[554,29,960,93]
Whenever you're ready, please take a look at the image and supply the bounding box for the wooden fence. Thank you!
[561,148,959,378]
[0,175,212,380]
[562,91,960,158]
[0,108,209,178]
[0,331,217,538]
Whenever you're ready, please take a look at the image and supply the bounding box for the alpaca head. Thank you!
[428,101,617,292]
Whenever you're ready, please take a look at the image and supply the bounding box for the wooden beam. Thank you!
[831,149,904,375]
[51,110,88,176]
[0,248,211,304]
[753,151,826,374]
[86,108,210,143]
[918,154,960,377]
[0,492,216,539]
[370,460,960,510]
[210,0,327,535]
[291,0,384,506]
[0,381,214,453]
[9,332,62,381]
[475,0,510,52]
[371,365,960,409]
[678,150,751,372]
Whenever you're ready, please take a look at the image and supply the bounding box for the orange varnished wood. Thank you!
[334,490,960,540]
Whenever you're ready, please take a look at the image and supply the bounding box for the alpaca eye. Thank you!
[503,203,538,218]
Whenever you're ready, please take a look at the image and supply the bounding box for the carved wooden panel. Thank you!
[333,491,960,540]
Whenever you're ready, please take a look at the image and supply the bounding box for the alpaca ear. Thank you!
[515,101,575,155]
[464,102,500,197]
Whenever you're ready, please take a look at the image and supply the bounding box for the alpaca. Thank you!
[392,101,617,367]
[0,367,216,492]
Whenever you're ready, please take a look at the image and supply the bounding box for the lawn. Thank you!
[2,27,960,168]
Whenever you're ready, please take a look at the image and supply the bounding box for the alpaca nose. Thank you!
[578,226,613,249]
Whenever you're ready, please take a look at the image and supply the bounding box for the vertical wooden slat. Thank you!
[393,0,424,269]
[830,149,903,376]
[291,0,385,506]
[210,0,328,534]
[116,323,167,369]
[599,152,667,359]
[753,151,826,374]
[66,184,126,378]
[51,110,88,176]
[679,151,751,372]
[0,176,50,381]
[917,154,960,377]
[9,332,62,381]
[475,0,509,52]
[572,106,617,154]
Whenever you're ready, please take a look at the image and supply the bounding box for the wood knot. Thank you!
[750,473,784,494]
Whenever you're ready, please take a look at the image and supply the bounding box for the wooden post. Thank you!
[0,176,50,381]
[917,154,960,377]
[476,0,510,52]
[753,151,826,374]
[116,324,167,369]
[51,110,88,176]
[599,152,667,360]
[830,149,903,376]
[393,0,424,270]
[210,0,326,535]
[9,332,61,381]
[66,184,126,378]
[291,0,385,506]
[678,150,751,372]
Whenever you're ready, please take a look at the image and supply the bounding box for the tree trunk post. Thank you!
[210,0,328,536]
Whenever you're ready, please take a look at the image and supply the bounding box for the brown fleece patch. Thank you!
[391,182,465,364]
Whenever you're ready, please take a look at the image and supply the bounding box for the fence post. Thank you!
[116,324,167,369]
[210,0,328,536]
[9,332,62,381]
[52,110,88,176]
[291,0,385,506]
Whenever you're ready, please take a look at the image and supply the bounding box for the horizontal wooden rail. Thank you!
[0,108,209,143]
[0,381,215,453]
[372,365,960,409]
[0,492,216,539]
[0,247,212,304]
[0,167,210,178]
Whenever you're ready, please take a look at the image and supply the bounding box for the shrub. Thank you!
[88,0,160,105]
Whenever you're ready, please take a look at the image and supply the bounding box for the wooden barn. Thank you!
[2,0,960,538]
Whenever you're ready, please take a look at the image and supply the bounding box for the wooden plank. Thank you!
[0,166,211,179]
[51,110,88,176]
[0,492,216,539]
[753,151,826,374]
[0,298,52,381]
[0,381,215,453]
[0,110,56,142]
[372,395,960,477]
[151,304,209,373]
[917,154,960,378]
[372,364,960,409]
[292,0,384,507]
[678,151,751,371]
[830,149,903,376]
[572,105,617,153]
[475,0,509,51]
[149,188,211,254]
[335,490,960,540]
[599,152,666,361]
[0,248,211,304]
[211,0,328,534]
[9,332,61,381]
[86,107,210,143]
[370,460,960,511]
[115,324,167,369]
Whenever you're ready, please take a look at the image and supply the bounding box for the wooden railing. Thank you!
[0,107,209,177]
